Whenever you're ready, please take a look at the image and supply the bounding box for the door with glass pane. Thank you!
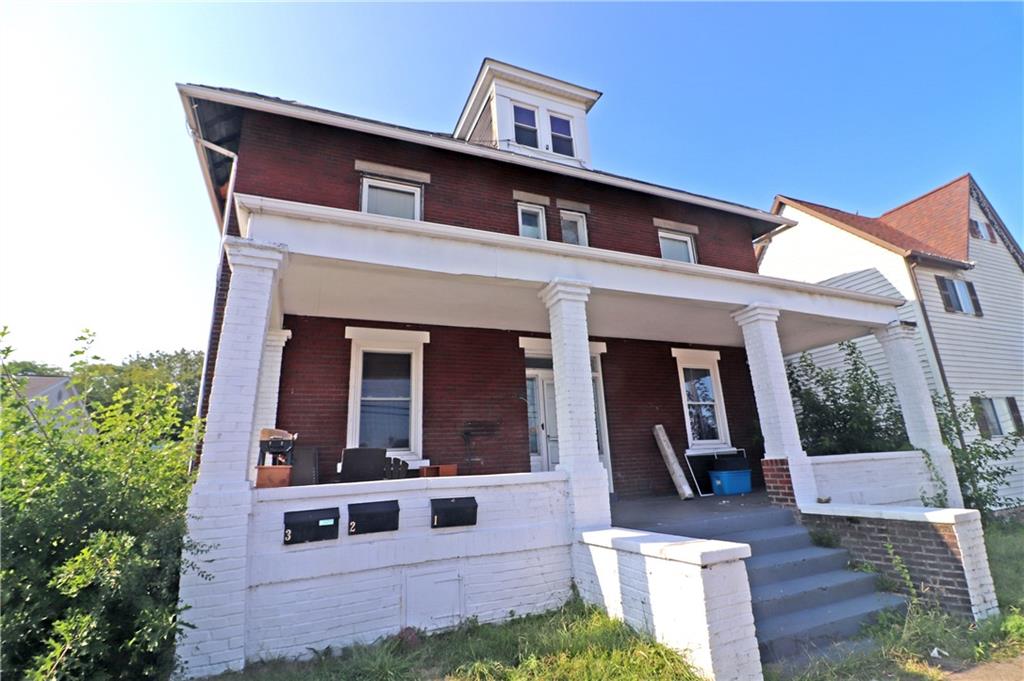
[525,371,557,472]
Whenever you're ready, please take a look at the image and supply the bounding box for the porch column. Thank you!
[539,279,611,529]
[177,237,287,678]
[732,304,818,505]
[247,328,292,478]
[873,321,964,507]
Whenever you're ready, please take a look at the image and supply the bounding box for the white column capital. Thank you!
[224,236,288,273]
[265,328,293,348]
[539,279,591,308]
[732,304,781,327]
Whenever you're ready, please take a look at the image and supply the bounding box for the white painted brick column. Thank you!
[874,321,965,508]
[540,279,611,530]
[246,329,292,478]
[732,305,818,504]
[177,237,286,678]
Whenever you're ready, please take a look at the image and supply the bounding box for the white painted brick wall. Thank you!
[953,513,1000,620]
[574,529,762,681]
[810,451,940,505]
[247,329,292,477]
[243,473,573,663]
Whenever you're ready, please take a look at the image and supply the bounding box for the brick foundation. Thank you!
[800,512,995,618]
[762,458,795,506]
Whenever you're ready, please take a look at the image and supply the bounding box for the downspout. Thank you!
[188,126,240,469]
[907,258,966,450]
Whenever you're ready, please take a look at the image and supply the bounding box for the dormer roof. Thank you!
[453,58,601,140]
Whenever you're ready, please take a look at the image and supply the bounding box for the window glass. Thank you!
[513,105,538,148]
[952,280,975,315]
[560,212,586,246]
[359,352,411,449]
[660,233,694,263]
[683,367,720,441]
[519,205,544,239]
[550,115,574,156]
[993,399,1014,436]
[526,377,540,455]
[550,116,572,136]
[973,397,1003,438]
[366,184,417,220]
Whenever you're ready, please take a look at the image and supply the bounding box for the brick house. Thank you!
[175,61,997,679]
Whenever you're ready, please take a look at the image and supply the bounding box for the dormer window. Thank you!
[550,115,574,157]
[513,105,539,148]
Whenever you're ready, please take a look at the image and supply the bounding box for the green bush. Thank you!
[1,329,200,679]
[787,341,910,455]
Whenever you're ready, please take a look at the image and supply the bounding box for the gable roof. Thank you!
[770,173,1024,271]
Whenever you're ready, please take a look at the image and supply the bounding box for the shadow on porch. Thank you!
[611,490,787,538]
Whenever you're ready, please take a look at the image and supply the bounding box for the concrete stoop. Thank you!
[695,509,907,662]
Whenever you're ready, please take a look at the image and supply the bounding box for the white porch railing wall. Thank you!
[808,451,940,506]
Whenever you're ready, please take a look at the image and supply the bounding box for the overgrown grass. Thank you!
[769,520,1024,681]
[211,597,704,681]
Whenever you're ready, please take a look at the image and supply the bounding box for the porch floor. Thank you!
[611,490,789,538]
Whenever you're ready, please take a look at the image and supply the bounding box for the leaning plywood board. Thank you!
[652,424,694,499]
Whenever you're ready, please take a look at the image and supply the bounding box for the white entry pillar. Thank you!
[539,279,611,529]
[874,321,964,508]
[247,329,293,478]
[733,304,818,505]
[177,237,286,678]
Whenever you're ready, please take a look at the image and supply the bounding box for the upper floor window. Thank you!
[518,203,546,240]
[935,276,982,317]
[972,396,1023,439]
[513,105,539,148]
[550,115,575,157]
[969,219,996,242]
[560,211,588,246]
[361,177,421,220]
[658,230,697,264]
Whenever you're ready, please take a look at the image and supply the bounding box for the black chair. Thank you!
[338,447,387,482]
[383,457,410,480]
[290,446,320,486]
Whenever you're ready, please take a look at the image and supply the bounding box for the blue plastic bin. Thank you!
[709,469,752,496]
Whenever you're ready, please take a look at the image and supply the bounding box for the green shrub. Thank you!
[1,329,200,679]
[787,341,909,455]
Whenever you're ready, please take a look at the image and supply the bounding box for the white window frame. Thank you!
[671,348,731,453]
[517,202,547,240]
[512,103,539,149]
[658,229,698,264]
[360,176,422,221]
[559,210,588,247]
[549,113,575,157]
[345,327,430,462]
[950,279,976,315]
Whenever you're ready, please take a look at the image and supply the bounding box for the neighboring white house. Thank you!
[758,174,1024,504]
[22,375,90,425]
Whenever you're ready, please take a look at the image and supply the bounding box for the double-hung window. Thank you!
[560,211,588,246]
[513,105,539,148]
[935,276,982,317]
[361,177,421,220]
[659,230,697,264]
[550,115,574,157]
[971,396,1023,439]
[346,327,429,460]
[518,203,546,240]
[672,349,731,451]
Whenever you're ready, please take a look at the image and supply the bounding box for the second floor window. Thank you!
[560,211,587,246]
[935,275,982,317]
[518,203,546,240]
[513,105,538,148]
[361,177,421,220]
[659,230,697,264]
[550,115,574,156]
[971,396,1023,439]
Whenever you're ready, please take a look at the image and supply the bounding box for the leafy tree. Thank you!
[787,341,910,455]
[6,359,65,376]
[933,394,1022,516]
[1,328,201,679]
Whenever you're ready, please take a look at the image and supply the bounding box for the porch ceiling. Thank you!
[278,255,880,354]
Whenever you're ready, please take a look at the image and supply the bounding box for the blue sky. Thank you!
[1,3,1020,366]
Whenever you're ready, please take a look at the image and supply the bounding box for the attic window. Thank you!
[550,115,574,157]
[969,219,996,242]
[513,105,538,148]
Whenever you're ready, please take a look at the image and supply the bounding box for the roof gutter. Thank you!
[177,83,793,231]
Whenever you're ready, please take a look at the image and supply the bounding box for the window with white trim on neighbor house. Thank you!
[361,177,421,220]
[935,276,982,316]
[659,230,697,263]
[971,396,1023,439]
[513,105,539,148]
[518,203,546,240]
[560,211,587,246]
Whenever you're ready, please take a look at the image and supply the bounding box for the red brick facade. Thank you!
[275,315,763,497]
[762,458,795,506]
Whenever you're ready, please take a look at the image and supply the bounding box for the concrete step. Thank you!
[751,570,879,620]
[757,592,907,662]
[715,524,812,555]
[745,547,849,587]
[651,506,796,539]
